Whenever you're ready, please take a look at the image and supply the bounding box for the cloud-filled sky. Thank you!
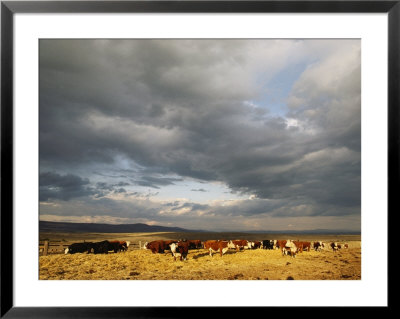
[39,39,361,232]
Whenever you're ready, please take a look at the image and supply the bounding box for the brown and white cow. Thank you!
[330,242,340,252]
[282,240,297,257]
[204,240,229,257]
[163,240,178,250]
[162,240,179,256]
[313,241,325,251]
[170,241,189,261]
[228,240,248,251]
[169,243,182,261]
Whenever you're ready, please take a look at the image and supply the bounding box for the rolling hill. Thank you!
[39,221,203,233]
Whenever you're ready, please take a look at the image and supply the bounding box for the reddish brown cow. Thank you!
[293,240,303,253]
[275,240,287,253]
[178,241,189,259]
[204,240,229,257]
[203,240,217,249]
[252,241,262,249]
[302,241,311,252]
[145,240,166,254]
[293,241,311,253]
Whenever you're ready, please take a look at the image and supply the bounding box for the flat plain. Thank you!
[39,232,361,280]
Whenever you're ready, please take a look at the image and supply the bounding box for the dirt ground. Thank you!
[39,232,361,280]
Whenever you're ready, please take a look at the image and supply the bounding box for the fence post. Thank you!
[43,240,49,256]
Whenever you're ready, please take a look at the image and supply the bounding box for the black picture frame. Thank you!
[1,1,396,317]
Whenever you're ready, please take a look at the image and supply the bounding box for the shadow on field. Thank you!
[191,249,245,259]
[191,252,210,259]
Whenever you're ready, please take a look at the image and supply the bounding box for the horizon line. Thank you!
[39,220,361,233]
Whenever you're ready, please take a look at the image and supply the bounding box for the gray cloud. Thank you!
[133,175,183,189]
[39,172,94,201]
[40,172,136,201]
[39,39,361,230]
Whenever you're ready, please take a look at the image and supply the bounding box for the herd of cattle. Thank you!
[141,239,349,260]
[63,238,349,260]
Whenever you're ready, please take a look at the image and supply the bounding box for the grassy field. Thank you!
[39,232,361,280]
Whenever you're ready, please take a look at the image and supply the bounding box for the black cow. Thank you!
[108,241,127,253]
[262,240,274,250]
[64,242,93,254]
[187,240,202,249]
[90,240,115,254]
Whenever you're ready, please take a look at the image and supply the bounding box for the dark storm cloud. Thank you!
[96,181,130,190]
[93,181,134,198]
[92,172,128,178]
[40,172,134,201]
[39,172,94,201]
[39,39,361,222]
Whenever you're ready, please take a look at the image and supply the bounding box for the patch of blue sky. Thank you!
[252,61,314,117]
[153,179,248,203]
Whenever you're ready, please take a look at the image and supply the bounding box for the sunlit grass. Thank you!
[40,240,361,280]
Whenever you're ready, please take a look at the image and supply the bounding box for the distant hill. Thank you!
[39,221,204,233]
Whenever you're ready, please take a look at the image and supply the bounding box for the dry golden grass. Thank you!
[39,233,361,280]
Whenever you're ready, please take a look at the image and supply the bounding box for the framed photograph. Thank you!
[1,0,395,316]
